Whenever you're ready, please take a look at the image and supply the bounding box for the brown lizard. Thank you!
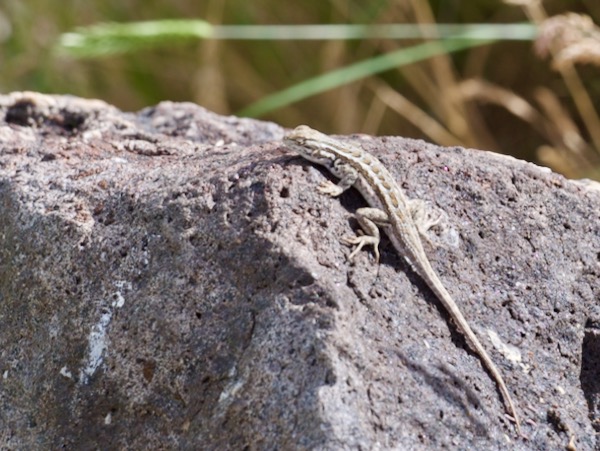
[284,125,522,434]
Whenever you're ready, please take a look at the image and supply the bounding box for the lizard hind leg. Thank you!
[407,199,456,248]
[342,207,389,262]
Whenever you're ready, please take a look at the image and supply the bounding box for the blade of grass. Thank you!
[212,23,536,40]
[238,38,494,117]
[57,20,214,58]
[56,20,537,58]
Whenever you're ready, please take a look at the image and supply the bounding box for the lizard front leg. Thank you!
[312,158,360,198]
[311,163,386,261]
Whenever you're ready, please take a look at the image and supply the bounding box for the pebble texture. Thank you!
[0,92,598,450]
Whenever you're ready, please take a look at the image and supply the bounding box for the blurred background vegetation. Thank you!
[1,0,600,179]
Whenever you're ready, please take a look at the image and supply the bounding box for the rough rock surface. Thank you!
[0,92,599,450]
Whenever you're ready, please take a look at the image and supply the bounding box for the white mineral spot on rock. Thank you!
[79,310,112,384]
[487,329,521,363]
[112,291,125,308]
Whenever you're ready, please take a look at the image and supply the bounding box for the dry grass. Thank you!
[2,0,600,178]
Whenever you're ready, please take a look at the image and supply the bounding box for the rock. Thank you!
[0,92,598,450]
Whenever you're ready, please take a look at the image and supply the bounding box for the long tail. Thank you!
[417,260,522,435]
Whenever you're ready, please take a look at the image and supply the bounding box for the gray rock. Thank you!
[0,92,598,450]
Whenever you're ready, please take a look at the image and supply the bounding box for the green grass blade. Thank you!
[238,38,494,117]
[56,20,537,58]
[57,20,214,58]
[213,23,536,40]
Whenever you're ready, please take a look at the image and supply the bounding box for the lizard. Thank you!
[283,124,522,435]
